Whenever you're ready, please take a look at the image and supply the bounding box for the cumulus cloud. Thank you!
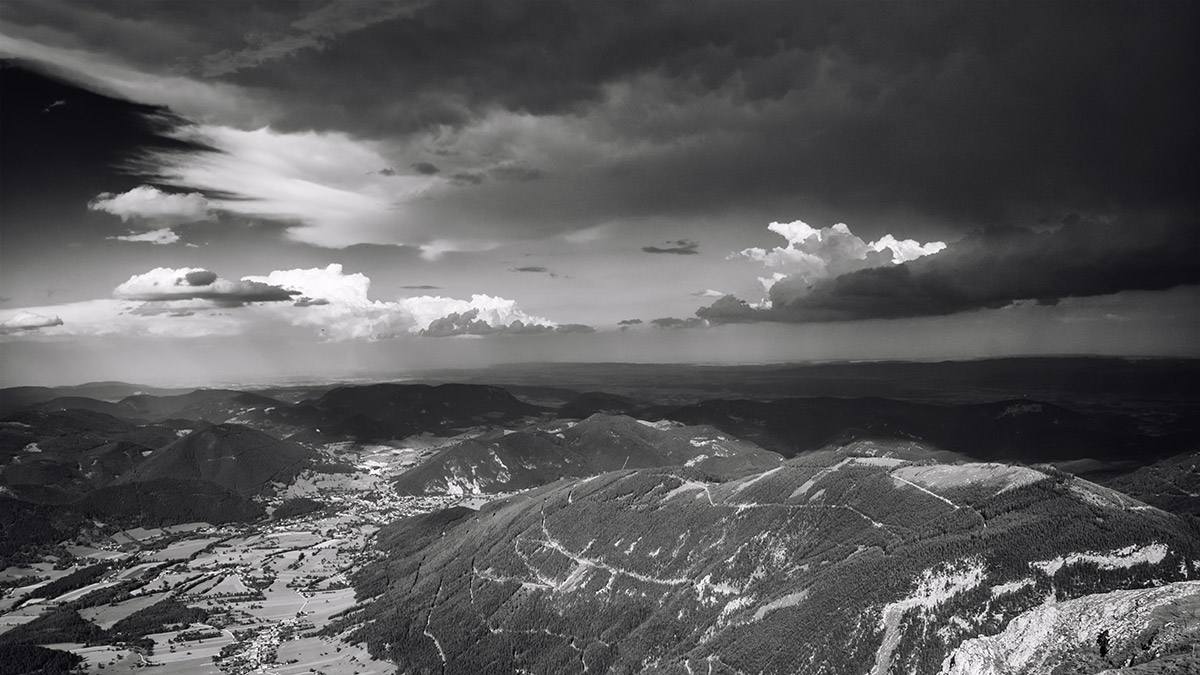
[700,217,1200,323]
[0,311,64,333]
[109,228,181,245]
[420,309,593,337]
[739,221,945,292]
[89,185,213,225]
[643,239,699,255]
[243,263,570,340]
[114,267,297,305]
[293,297,331,307]
[4,264,585,342]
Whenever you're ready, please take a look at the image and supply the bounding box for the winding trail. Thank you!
[890,475,959,509]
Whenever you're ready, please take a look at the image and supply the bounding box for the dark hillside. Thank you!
[118,424,313,495]
[286,382,547,442]
[658,396,1180,462]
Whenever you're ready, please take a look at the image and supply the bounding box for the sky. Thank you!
[1,0,1198,386]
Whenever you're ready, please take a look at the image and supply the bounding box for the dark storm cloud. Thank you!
[490,165,545,182]
[450,172,485,186]
[651,317,706,330]
[411,161,440,175]
[182,270,218,287]
[0,62,214,239]
[76,0,1194,228]
[3,2,1197,248]
[642,240,699,255]
[399,284,441,290]
[556,324,596,334]
[699,217,1200,324]
[293,296,330,307]
[617,319,643,326]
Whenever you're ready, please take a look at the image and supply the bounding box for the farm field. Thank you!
[0,438,475,674]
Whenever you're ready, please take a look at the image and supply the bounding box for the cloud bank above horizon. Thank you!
[1,0,1197,375]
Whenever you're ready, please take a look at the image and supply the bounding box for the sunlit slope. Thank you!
[345,452,1200,675]
[394,414,782,496]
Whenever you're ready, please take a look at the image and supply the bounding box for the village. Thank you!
[0,439,486,674]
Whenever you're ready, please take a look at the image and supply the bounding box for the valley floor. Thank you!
[0,437,499,675]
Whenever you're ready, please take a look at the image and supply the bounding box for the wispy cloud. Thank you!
[140,124,445,250]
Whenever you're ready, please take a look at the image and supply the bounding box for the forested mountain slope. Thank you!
[344,450,1200,674]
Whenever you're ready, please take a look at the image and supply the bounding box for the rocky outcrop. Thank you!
[940,581,1200,674]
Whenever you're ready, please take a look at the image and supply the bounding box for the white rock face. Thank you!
[939,580,1200,675]
[1031,542,1170,577]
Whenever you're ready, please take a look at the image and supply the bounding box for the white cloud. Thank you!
[244,264,371,306]
[142,125,444,249]
[0,300,245,339]
[757,272,788,295]
[246,264,558,340]
[114,267,295,304]
[869,234,947,262]
[0,312,64,333]
[109,228,181,245]
[3,265,568,342]
[740,220,945,286]
[89,185,213,225]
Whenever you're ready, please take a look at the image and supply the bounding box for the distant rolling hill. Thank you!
[118,423,314,496]
[0,478,263,561]
[394,413,781,496]
[0,382,189,416]
[1101,449,1200,519]
[557,391,642,419]
[116,389,285,422]
[654,396,1192,463]
[280,383,548,442]
[0,410,180,503]
[6,382,551,444]
[344,449,1200,675]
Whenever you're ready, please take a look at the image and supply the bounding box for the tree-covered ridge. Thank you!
[342,455,1200,674]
